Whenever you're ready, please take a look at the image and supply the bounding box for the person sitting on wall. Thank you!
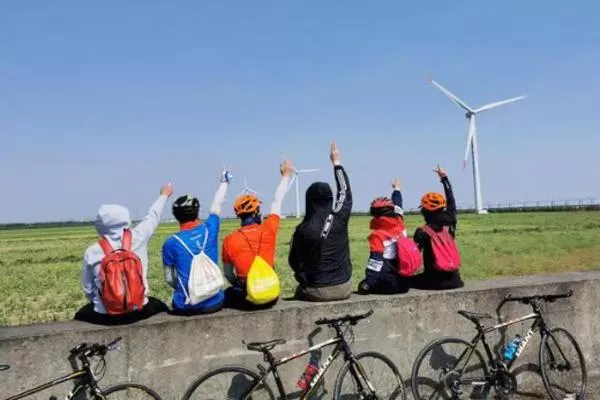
[75,184,173,325]
[358,179,412,294]
[411,165,464,290]
[162,169,232,315]
[289,142,353,302]
[221,160,293,310]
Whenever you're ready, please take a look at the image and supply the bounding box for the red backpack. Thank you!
[396,236,423,277]
[421,225,461,272]
[98,229,145,315]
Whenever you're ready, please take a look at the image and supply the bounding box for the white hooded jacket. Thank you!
[82,195,167,314]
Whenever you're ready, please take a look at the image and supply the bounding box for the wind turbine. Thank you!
[288,168,319,218]
[429,79,526,214]
[238,175,261,197]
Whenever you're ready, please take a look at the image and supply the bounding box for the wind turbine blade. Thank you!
[287,174,297,191]
[248,188,261,196]
[463,116,476,170]
[295,169,319,173]
[474,95,526,113]
[243,175,248,189]
[429,79,473,112]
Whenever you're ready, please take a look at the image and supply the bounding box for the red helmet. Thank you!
[420,192,446,211]
[370,197,395,216]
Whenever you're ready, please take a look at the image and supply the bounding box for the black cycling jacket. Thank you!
[413,176,463,288]
[289,165,352,287]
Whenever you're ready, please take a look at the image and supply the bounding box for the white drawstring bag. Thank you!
[172,228,224,305]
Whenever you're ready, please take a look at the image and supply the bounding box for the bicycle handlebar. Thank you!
[70,337,122,359]
[315,310,374,326]
[503,289,573,305]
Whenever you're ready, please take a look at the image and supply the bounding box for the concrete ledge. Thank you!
[1,271,599,399]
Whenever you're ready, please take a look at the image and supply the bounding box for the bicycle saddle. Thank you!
[457,310,493,324]
[246,339,286,352]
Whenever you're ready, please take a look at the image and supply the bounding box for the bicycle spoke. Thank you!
[540,328,586,400]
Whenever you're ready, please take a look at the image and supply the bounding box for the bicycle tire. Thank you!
[539,327,587,400]
[181,365,276,400]
[102,382,163,399]
[411,337,490,400]
[333,351,406,399]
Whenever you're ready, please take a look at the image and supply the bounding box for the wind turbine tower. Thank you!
[429,79,526,214]
[289,168,318,218]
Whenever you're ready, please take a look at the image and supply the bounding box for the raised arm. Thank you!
[330,142,352,217]
[270,160,293,216]
[209,169,233,216]
[433,165,457,223]
[133,184,173,242]
[391,178,403,216]
[81,253,95,301]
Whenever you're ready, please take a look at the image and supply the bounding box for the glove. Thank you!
[358,280,371,295]
[220,169,233,183]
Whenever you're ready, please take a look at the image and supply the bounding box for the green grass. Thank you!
[1,211,600,326]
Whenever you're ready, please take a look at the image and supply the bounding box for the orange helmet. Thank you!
[234,194,262,216]
[420,192,446,211]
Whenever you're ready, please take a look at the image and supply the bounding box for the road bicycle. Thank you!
[410,290,586,400]
[3,337,163,400]
[182,309,406,399]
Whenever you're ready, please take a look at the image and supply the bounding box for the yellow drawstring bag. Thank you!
[246,255,281,305]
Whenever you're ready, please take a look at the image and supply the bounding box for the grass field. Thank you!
[1,211,600,326]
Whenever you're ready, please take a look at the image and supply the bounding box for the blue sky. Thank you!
[1,1,599,222]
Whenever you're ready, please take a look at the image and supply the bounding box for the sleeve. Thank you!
[81,252,95,302]
[441,176,456,214]
[209,182,229,215]
[204,215,221,263]
[332,165,352,219]
[288,229,304,272]
[413,228,427,250]
[162,238,176,268]
[270,176,291,216]
[164,267,176,289]
[365,233,385,287]
[438,176,458,232]
[133,194,168,242]
[392,189,404,216]
[263,214,281,234]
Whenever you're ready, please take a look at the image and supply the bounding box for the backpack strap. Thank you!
[98,237,114,255]
[239,229,263,256]
[172,234,196,257]
[201,227,209,253]
[421,225,437,238]
[121,229,133,251]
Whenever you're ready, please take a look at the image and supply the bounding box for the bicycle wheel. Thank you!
[333,351,406,399]
[540,327,586,400]
[182,365,276,400]
[102,382,163,399]
[411,337,490,400]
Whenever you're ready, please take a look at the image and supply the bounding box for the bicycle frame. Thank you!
[244,334,359,400]
[452,311,547,386]
[5,368,104,400]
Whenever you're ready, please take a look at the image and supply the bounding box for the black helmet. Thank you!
[172,195,199,223]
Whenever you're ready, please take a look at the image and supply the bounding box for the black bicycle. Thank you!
[182,309,406,399]
[4,337,163,400]
[411,290,586,400]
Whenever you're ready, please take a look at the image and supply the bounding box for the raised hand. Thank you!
[160,183,174,197]
[392,178,401,190]
[221,167,233,183]
[433,164,447,179]
[280,159,294,177]
[330,142,341,165]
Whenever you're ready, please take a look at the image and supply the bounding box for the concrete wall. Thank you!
[1,271,598,399]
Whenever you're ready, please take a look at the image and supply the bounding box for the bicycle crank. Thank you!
[493,370,517,398]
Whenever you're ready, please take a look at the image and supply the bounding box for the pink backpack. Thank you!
[421,225,461,272]
[396,236,422,277]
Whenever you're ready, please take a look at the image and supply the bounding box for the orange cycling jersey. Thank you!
[222,215,280,281]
